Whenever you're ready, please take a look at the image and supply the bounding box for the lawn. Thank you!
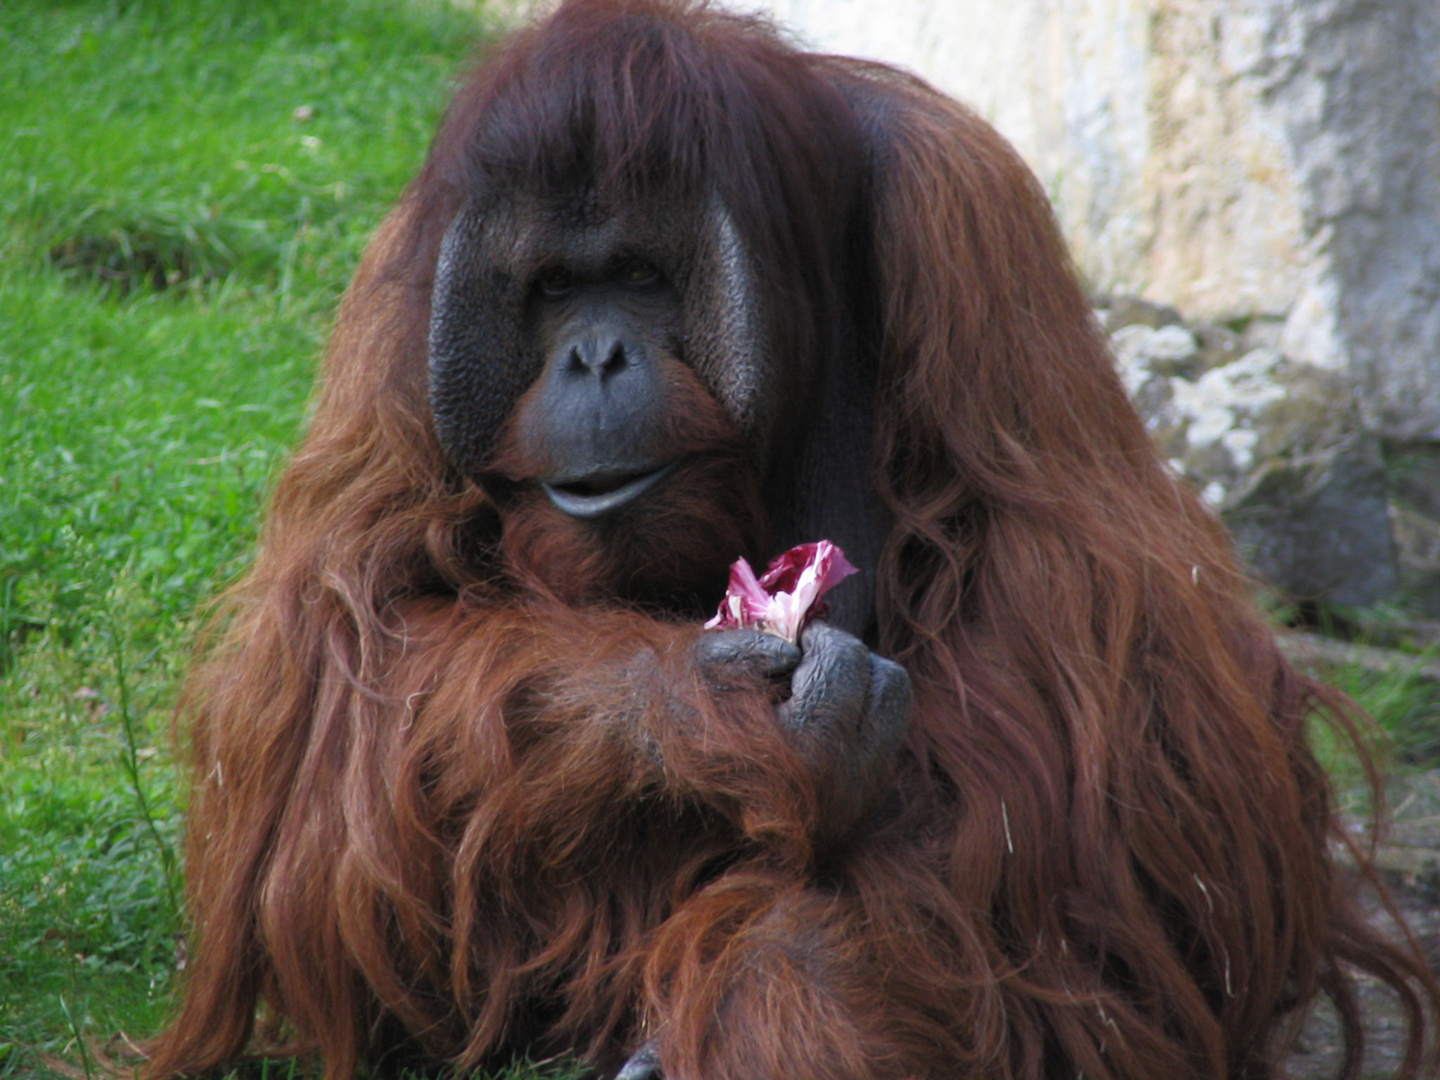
[0,0,487,1073]
[1,2,1434,1079]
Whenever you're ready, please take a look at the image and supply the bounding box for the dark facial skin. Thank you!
[516,256,688,519]
[430,185,896,644]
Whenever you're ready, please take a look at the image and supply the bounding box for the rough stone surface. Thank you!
[757,0,1440,440]
[1102,291,1440,615]
[1103,303,1401,609]
[1387,443,1440,616]
[1225,434,1398,609]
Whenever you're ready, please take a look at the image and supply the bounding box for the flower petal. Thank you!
[707,541,858,642]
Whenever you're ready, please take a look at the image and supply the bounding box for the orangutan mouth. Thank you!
[542,459,681,518]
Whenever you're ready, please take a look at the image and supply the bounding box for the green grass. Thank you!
[0,0,484,1073]
[1307,652,1440,816]
[1333,661,1440,766]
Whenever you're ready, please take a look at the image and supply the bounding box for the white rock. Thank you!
[1145,325,1199,364]
[1170,348,1286,450]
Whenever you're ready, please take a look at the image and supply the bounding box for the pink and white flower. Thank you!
[704,540,858,644]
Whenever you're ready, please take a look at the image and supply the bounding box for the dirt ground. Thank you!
[1284,769,1440,1079]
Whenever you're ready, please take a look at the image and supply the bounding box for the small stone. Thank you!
[1192,322,1243,374]
[1100,295,1184,332]
[1144,325,1200,374]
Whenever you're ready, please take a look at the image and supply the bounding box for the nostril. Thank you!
[567,339,628,378]
[601,340,626,374]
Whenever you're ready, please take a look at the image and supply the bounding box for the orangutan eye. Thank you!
[620,259,659,286]
[537,267,573,297]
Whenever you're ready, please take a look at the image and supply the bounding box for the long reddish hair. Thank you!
[148,2,1439,1078]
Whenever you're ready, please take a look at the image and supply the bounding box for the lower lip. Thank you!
[541,460,681,519]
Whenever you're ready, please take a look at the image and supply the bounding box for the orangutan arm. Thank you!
[395,599,910,857]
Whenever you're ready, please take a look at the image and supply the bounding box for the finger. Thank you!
[795,622,869,678]
[865,655,913,754]
[695,628,801,677]
[787,623,870,724]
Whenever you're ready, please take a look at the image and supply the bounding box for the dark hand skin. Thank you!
[695,622,912,848]
[692,625,802,682]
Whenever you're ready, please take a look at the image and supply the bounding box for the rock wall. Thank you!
[759,0,1440,443]
[1102,298,1401,610]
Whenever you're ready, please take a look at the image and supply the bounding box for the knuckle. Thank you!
[696,628,799,682]
[869,657,913,717]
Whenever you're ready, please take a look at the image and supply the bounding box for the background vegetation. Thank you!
[0,0,488,1074]
[0,1,1433,1078]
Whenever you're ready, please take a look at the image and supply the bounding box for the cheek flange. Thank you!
[427,206,537,478]
[684,202,774,465]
